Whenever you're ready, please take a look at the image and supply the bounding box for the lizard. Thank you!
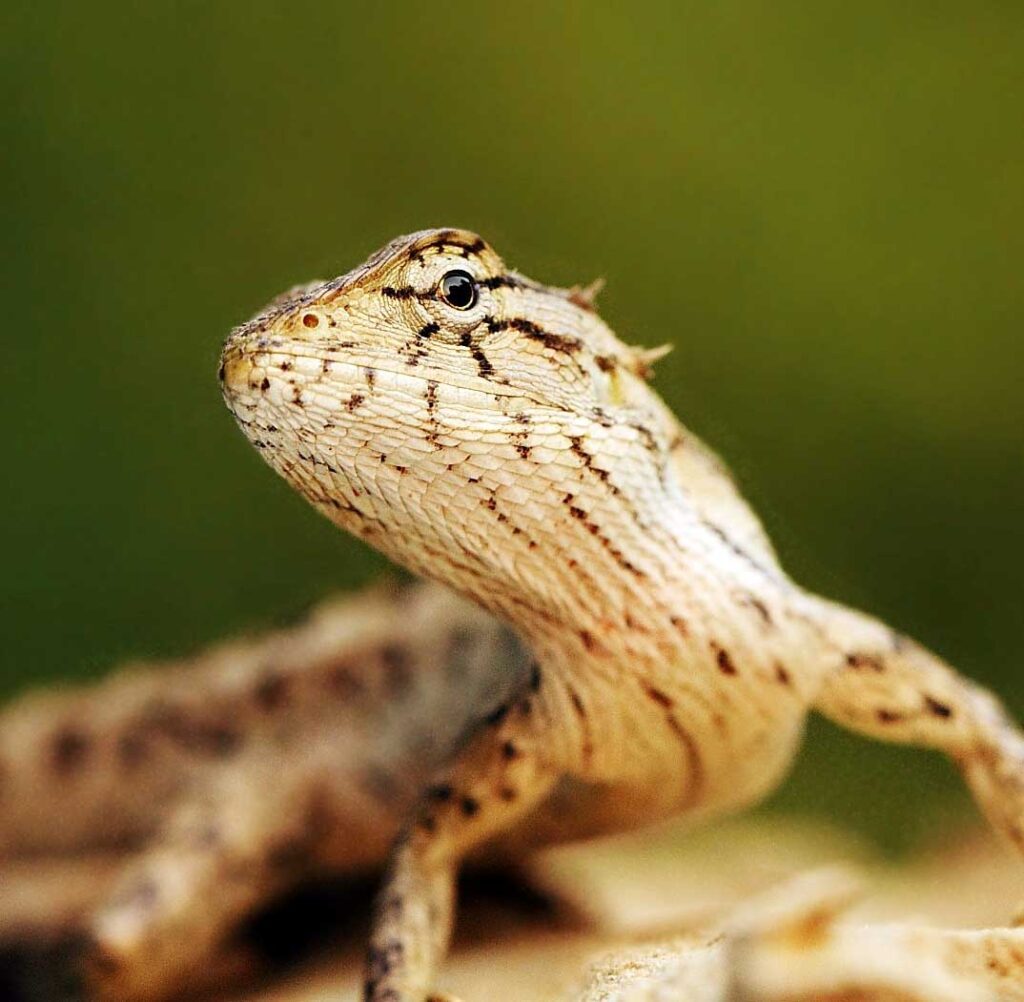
[5,227,1020,1001]
[210,227,1024,1002]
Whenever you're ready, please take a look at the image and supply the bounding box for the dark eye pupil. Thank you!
[439,270,477,310]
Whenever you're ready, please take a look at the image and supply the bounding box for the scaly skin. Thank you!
[214,228,1024,1001]
[0,582,529,1000]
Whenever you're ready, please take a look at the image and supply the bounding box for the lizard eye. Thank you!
[438,270,477,310]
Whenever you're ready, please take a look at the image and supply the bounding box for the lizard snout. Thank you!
[217,338,256,400]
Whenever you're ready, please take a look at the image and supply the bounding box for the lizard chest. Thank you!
[530,614,816,819]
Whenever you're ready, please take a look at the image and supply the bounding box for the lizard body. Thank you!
[8,229,1016,1000]
[213,229,1024,1001]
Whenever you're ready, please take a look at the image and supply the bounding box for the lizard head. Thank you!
[220,228,679,628]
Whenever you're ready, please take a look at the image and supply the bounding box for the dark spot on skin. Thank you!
[877,708,904,724]
[302,313,319,328]
[485,702,510,726]
[254,670,289,711]
[417,813,437,834]
[471,346,494,378]
[117,732,147,768]
[146,701,239,757]
[347,394,366,412]
[366,940,405,981]
[199,724,241,756]
[529,663,542,692]
[711,642,738,676]
[629,422,660,456]
[478,274,523,290]
[426,783,453,803]
[568,688,587,717]
[924,696,953,719]
[417,323,439,339]
[327,659,364,695]
[51,726,90,775]
[502,740,520,760]
[846,652,886,672]
[774,663,792,687]
[381,644,411,693]
[381,286,416,300]
[644,685,674,709]
[379,893,404,921]
[260,376,270,392]
[364,366,376,388]
[579,630,596,652]
[701,518,778,581]
[418,234,487,258]
[460,796,480,818]
[280,360,292,372]
[740,593,773,627]
[595,355,616,372]
[499,786,517,802]
[670,615,689,636]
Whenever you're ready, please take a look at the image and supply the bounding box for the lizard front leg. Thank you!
[365,710,559,1002]
[808,597,1024,853]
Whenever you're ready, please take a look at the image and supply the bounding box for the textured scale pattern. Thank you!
[0,229,1021,1001]
[216,229,1024,1001]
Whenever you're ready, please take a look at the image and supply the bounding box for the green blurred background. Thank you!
[3,2,1022,851]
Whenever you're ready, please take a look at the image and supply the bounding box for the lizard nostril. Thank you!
[302,313,319,328]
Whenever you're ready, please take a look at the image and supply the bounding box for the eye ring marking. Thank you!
[438,270,478,311]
